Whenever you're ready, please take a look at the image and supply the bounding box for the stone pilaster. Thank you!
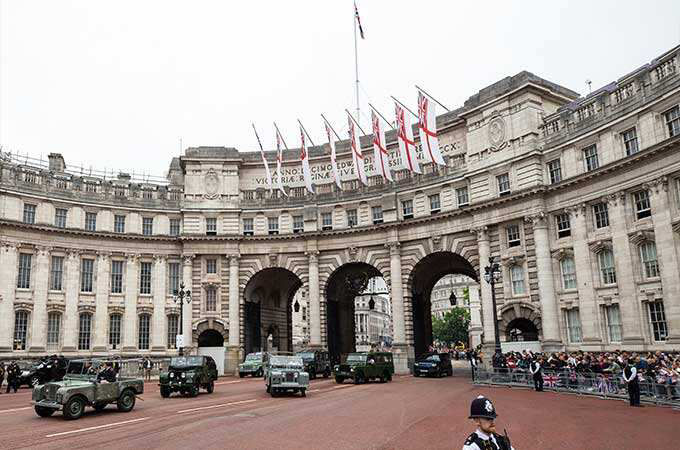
[29,246,51,352]
[227,254,240,374]
[386,241,408,374]
[92,251,110,352]
[181,254,194,350]
[62,250,81,352]
[152,254,167,351]
[0,242,18,351]
[306,249,321,347]
[471,226,494,347]
[122,253,139,352]
[468,285,483,348]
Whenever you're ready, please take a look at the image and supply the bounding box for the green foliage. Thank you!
[432,307,470,346]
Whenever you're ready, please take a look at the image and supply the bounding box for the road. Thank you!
[0,374,678,449]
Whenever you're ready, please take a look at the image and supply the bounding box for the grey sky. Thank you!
[1,0,679,178]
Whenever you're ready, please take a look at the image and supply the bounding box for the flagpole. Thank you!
[368,103,395,129]
[345,108,368,135]
[353,2,360,126]
[297,119,316,147]
[273,122,290,150]
[415,84,451,111]
[321,114,343,141]
[391,96,419,119]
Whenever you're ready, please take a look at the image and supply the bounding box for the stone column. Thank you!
[182,254,194,350]
[471,227,494,348]
[152,255,167,351]
[0,242,18,351]
[29,246,51,352]
[468,285,483,348]
[386,241,409,374]
[227,254,240,374]
[92,251,110,352]
[306,250,321,348]
[62,250,81,352]
[122,253,139,352]
[526,213,563,351]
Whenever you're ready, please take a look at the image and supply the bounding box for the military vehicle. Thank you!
[334,352,394,384]
[31,359,144,420]
[159,355,218,398]
[413,352,453,377]
[238,352,264,378]
[264,354,309,397]
[295,349,331,379]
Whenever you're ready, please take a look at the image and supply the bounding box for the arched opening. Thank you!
[506,318,539,342]
[410,251,477,358]
[198,329,224,347]
[243,267,302,355]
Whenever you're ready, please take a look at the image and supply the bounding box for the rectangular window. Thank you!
[206,258,217,274]
[85,183,97,193]
[497,173,510,195]
[168,262,180,295]
[14,311,28,350]
[114,215,126,233]
[592,203,609,228]
[140,262,152,294]
[506,224,521,247]
[429,194,441,213]
[17,253,32,289]
[169,219,180,236]
[556,213,571,238]
[665,105,680,137]
[47,313,61,351]
[605,305,622,343]
[268,217,279,235]
[582,145,599,172]
[561,257,577,290]
[346,210,357,228]
[456,187,469,206]
[566,309,582,343]
[634,190,651,219]
[85,212,97,231]
[206,217,217,235]
[206,288,217,312]
[50,256,64,291]
[321,212,333,230]
[109,314,122,348]
[639,241,659,278]
[142,217,153,236]
[648,302,668,341]
[293,215,304,233]
[243,218,254,235]
[142,190,153,200]
[622,128,639,156]
[510,265,525,295]
[81,258,94,292]
[111,260,124,294]
[599,249,617,285]
[167,315,179,349]
[547,159,562,184]
[23,204,36,224]
[78,314,92,350]
[402,200,413,219]
[372,206,383,224]
[138,315,150,350]
[302,306,307,321]
[55,208,67,228]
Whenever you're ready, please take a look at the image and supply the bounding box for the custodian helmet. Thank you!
[469,395,497,419]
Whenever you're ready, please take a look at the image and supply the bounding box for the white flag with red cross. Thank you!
[323,118,343,189]
[274,126,287,196]
[371,109,392,182]
[418,90,446,166]
[347,112,368,186]
[395,102,421,174]
[299,125,314,194]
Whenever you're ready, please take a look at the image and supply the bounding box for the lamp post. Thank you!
[483,257,502,358]
[173,282,191,356]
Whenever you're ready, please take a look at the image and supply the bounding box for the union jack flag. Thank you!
[543,374,560,387]
[354,2,365,39]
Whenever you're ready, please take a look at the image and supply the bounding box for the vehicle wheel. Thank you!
[266,383,271,393]
[448,369,453,377]
[335,376,344,384]
[117,389,136,413]
[379,371,388,383]
[414,371,420,377]
[300,388,306,397]
[93,402,107,412]
[310,369,316,380]
[189,385,199,397]
[160,387,170,398]
[63,397,85,420]
[387,372,392,382]
[354,373,364,384]
[323,368,330,378]
[239,373,245,378]
[31,376,40,387]
[206,381,214,394]
[256,368,263,377]
[270,388,277,397]
[34,406,55,417]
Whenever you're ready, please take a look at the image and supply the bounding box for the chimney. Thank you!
[48,153,66,172]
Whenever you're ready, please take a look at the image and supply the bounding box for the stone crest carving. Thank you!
[348,247,358,262]
[268,253,278,267]
[488,115,507,151]
[204,169,220,199]
[431,234,442,252]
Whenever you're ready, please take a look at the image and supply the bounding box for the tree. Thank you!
[432,307,470,347]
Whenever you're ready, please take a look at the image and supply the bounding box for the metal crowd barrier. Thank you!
[472,368,680,409]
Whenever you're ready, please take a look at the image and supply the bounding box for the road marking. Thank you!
[308,389,321,393]
[177,399,257,414]
[332,384,352,389]
[0,407,31,414]
[45,417,150,438]
[215,380,243,385]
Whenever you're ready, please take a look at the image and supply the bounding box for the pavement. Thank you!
[0,374,678,449]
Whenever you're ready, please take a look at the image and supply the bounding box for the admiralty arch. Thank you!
[1,45,680,374]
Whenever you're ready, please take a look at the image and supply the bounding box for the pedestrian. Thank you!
[530,358,543,392]
[0,362,5,393]
[6,362,19,393]
[468,349,477,382]
[463,395,513,450]
[623,359,642,407]
[144,357,152,381]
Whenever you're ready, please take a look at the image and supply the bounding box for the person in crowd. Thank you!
[97,362,117,383]
[467,349,478,381]
[143,357,153,381]
[623,359,641,407]
[6,362,19,393]
[463,395,513,450]
[529,357,543,392]
[0,362,5,393]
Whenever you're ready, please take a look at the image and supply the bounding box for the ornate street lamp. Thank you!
[483,257,502,358]
[368,296,375,310]
[173,282,192,356]
[293,298,300,313]
[449,291,457,307]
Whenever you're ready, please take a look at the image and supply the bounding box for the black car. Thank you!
[295,349,331,379]
[413,352,453,377]
[19,356,69,388]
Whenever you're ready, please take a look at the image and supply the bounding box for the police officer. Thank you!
[530,357,543,392]
[463,395,513,450]
[623,359,642,407]
[6,362,19,393]
[468,349,478,381]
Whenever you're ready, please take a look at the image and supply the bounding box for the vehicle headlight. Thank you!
[181,373,186,378]
[350,367,354,372]
[56,392,63,402]
[334,365,339,371]
[170,373,174,378]
[271,371,282,376]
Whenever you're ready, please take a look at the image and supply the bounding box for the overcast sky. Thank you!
[1,0,679,178]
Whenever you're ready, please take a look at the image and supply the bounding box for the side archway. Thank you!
[500,303,542,342]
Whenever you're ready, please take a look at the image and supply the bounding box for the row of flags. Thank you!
[252,90,447,195]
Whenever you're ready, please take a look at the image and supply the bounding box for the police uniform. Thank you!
[463,396,513,450]
[530,360,543,392]
[622,363,641,407]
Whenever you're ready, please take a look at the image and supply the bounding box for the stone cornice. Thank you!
[588,239,612,254]
[551,247,574,261]
[0,219,182,242]
[628,230,655,246]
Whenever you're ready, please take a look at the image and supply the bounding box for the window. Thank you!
[605,305,622,343]
[560,257,577,290]
[582,145,599,172]
[321,212,333,230]
[138,314,150,350]
[593,203,609,228]
[565,309,582,343]
[140,262,152,294]
[81,258,94,293]
[510,266,525,295]
[168,262,180,295]
[17,253,32,289]
[634,190,651,219]
[429,194,441,213]
[268,217,279,235]
[452,188,469,208]
[639,241,659,278]
[346,210,357,228]
[402,200,413,219]
[664,106,680,137]
[47,312,61,351]
[78,313,92,350]
[55,208,67,228]
[114,215,126,233]
[206,287,217,312]
[496,173,510,195]
[167,315,179,349]
[109,314,122,348]
[506,224,521,247]
[302,306,307,321]
[206,258,217,274]
[23,204,36,224]
[142,217,153,236]
[169,219,181,236]
[372,206,383,224]
[111,260,124,294]
[547,159,562,184]
[648,302,668,341]
[622,128,639,156]
[293,215,304,233]
[599,249,616,285]
[206,217,217,235]
[85,212,97,231]
[50,255,64,290]
[243,218,254,236]
[556,213,571,238]
[13,311,28,350]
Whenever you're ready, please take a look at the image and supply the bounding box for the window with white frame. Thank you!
[633,190,651,219]
[14,311,29,350]
[402,200,413,219]
[23,204,36,224]
[372,206,383,224]
[556,213,571,238]
[582,144,599,172]
[565,309,582,343]
[78,313,92,350]
[85,212,97,231]
[169,218,180,236]
[47,312,61,351]
[206,287,217,312]
[17,253,32,289]
[547,159,562,184]
[598,249,616,284]
[293,215,304,233]
[114,215,126,233]
[167,315,179,349]
[622,128,639,155]
[140,261,152,294]
[111,260,124,294]
[429,194,441,213]
[456,187,469,206]
[664,105,680,137]
[168,262,180,295]
[605,305,622,343]
[639,241,659,278]
[496,173,510,195]
[648,302,668,341]
[109,314,122,348]
[268,217,279,235]
[346,210,357,228]
[206,258,217,274]
[50,255,64,291]
[80,258,94,293]
[506,224,521,247]
[510,265,525,295]
[560,257,577,290]
[55,208,67,228]
[206,217,217,235]
[592,203,609,228]
[138,314,150,350]
[243,218,254,235]
[321,212,333,230]
[142,217,153,235]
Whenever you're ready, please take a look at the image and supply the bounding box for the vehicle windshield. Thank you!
[421,355,441,362]
[66,360,101,375]
[346,354,367,363]
[296,352,315,361]
[270,356,303,369]
[170,356,203,368]
[245,353,262,362]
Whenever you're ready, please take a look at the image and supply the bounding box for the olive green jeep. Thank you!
[159,355,218,398]
[334,352,394,384]
[238,352,264,378]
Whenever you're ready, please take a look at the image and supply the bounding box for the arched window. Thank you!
[639,241,659,279]
[109,314,122,349]
[47,312,61,351]
[167,315,179,349]
[78,313,92,350]
[138,314,151,350]
[510,266,525,295]
[14,311,29,350]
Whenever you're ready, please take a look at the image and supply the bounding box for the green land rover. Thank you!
[238,352,264,378]
[159,355,218,398]
[334,352,394,384]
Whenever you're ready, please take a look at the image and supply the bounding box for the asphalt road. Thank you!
[0,374,678,449]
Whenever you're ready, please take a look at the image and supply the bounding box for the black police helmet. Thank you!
[469,395,497,419]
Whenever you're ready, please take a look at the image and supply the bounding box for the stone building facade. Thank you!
[430,274,478,319]
[2,45,680,374]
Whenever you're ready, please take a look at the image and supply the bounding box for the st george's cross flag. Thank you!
[274,125,287,196]
[347,112,368,186]
[417,90,446,166]
[299,125,315,194]
[371,109,392,182]
[354,2,365,39]
[395,102,421,174]
[252,123,272,192]
[323,118,343,189]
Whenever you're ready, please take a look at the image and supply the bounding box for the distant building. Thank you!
[430,274,479,319]
[291,289,310,351]
[355,278,393,348]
